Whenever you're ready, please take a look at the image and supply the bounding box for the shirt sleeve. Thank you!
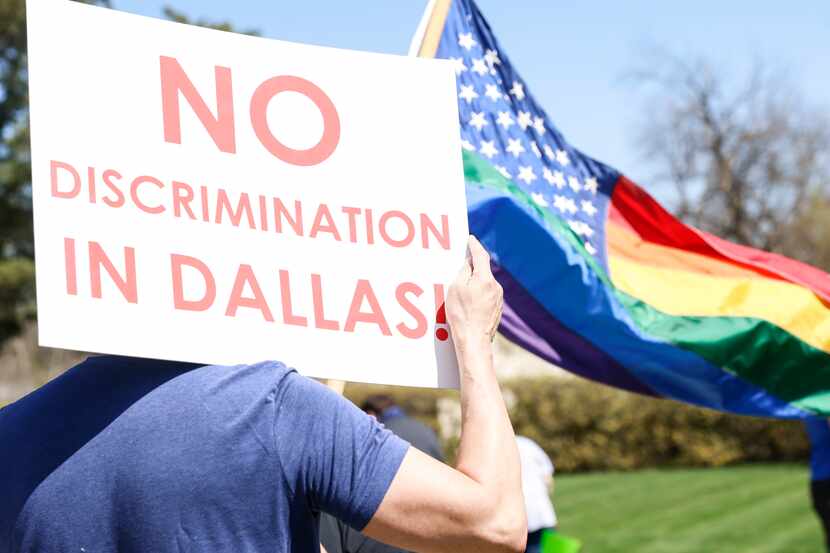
[274,371,410,531]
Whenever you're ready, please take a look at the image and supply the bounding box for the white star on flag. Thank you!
[471,58,488,76]
[459,84,478,103]
[450,57,467,75]
[479,140,498,159]
[506,138,525,157]
[484,48,501,66]
[518,166,537,184]
[568,220,584,236]
[584,177,599,194]
[469,112,488,131]
[484,84,502,102]
[564,198,578,214]
[496,111,515,130]
[446,24,613,265]
[581,200,598,216]
[458,32,477,51]
[570,221,594,238]
[510,82,525,100]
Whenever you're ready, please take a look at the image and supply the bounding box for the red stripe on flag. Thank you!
[609,175,830,304]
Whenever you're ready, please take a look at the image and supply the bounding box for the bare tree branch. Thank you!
[629,50,830,268]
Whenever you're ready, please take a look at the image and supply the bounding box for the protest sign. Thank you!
[26,0,467,387]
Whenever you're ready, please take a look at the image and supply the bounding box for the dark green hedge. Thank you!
[345,376,810,472]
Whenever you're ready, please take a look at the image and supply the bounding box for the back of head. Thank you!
[361,394,396,417]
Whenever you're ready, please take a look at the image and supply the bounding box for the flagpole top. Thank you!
[408,0,452,58]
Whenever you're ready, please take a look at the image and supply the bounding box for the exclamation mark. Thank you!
[434,283,449,341]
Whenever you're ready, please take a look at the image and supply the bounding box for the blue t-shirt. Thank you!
[0,355,408,552]
[805,418,830,481]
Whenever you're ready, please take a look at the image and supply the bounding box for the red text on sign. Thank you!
[159,56,340,166]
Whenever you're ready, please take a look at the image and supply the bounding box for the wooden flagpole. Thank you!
[408,0,452,59]
[325,378,346,395]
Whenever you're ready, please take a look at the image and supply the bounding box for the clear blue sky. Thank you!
[114,0,829,201]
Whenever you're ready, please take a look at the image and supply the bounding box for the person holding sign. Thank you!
[0,237,527,553]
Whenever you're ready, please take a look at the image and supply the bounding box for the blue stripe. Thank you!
[494,260,657,396]
[467,183,809,418]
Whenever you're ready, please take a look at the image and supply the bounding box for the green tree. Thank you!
[0,1,256,347]
[0,0,110,343]
[161,7,259,36]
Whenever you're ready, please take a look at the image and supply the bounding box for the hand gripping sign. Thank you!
[27,0,467,387]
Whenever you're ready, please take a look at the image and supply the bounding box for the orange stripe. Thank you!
[607,221,767,279]
[610,175,830,303]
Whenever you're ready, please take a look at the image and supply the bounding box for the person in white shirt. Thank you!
[516,436,557,553]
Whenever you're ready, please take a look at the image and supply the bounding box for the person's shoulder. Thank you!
[165,359,299,403]
[271,368,352,415]
[184,359,295,385]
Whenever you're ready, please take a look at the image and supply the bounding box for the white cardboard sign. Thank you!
[27,0,467,387]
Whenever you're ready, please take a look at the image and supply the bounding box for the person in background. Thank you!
[363,395,444,462]
[516,436,557,553]
[805,417,830,551]
[320,396,446,553]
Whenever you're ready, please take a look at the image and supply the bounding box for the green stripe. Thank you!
[463,150,830,414]
[616,294,830,413]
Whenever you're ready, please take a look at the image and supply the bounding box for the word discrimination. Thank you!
[50,160,452,251]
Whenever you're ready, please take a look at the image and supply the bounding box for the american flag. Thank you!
[414,0,830,419]
[434,0,620,270]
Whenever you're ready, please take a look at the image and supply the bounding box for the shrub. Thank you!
[345,376,810,472]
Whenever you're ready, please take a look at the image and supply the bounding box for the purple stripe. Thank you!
[493,261,657,397]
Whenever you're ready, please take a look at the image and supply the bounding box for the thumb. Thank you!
[454,251,473,286]
[468,235,493,279]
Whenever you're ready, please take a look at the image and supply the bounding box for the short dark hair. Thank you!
[361,394,396,414]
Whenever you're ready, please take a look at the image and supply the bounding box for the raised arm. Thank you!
[362,236,526,553]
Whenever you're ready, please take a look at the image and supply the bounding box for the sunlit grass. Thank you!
[554,464,822,553]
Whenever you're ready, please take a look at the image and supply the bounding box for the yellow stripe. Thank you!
[609,253,830,354]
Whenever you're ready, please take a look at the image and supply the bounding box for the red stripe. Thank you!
[609,175,830,303]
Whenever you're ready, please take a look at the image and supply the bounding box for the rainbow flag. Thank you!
[410,0,830,417]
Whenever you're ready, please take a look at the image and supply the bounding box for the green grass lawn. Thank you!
[554,464,823,553]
